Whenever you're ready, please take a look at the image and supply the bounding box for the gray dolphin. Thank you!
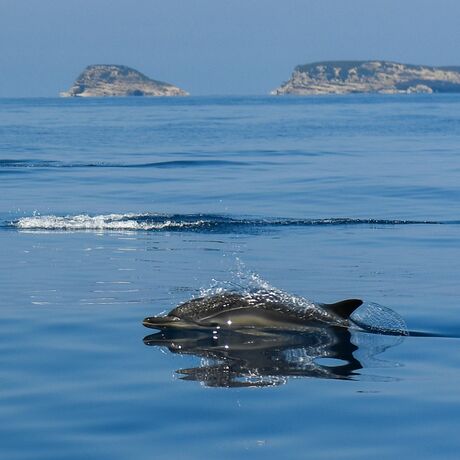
[142,292,363,331]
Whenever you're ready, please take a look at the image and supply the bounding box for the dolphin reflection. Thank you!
[143,326,372,387]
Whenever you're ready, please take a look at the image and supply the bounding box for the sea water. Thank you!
[1,95,460,459]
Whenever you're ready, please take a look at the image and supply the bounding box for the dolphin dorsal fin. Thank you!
[323,299,363,319]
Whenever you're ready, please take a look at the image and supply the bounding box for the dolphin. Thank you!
[142,292,363,331]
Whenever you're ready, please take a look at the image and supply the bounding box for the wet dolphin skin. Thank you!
[143,292,363,331]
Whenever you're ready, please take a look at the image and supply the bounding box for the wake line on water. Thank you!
[0,159,249,169]
[7,213,453,232]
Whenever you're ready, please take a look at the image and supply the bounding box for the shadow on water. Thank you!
[143,326,403,387]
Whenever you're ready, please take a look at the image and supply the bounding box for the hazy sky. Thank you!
[1,0,459,96]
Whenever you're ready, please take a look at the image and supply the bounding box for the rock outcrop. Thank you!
[271,61,460,95]
[60,65,189,97]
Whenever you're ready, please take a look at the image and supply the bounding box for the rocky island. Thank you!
[60,64,188,97]
[271,61,460,95]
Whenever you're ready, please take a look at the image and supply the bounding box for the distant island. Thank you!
[271,61,460,95]
[60,65,189,97]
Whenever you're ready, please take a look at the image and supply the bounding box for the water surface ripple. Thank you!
[1,96,460,460]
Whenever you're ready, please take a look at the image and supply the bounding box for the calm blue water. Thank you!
[1,95,460,459]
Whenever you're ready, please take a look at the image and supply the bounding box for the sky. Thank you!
[0,0,459,96]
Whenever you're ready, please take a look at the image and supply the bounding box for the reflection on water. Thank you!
[144,326,403,387]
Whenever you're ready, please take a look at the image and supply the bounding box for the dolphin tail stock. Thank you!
[321,299,363,319]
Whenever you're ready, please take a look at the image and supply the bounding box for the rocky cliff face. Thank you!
[271,61,460,95]
[60,65,189,97]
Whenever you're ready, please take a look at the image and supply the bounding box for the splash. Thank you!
[199,262,318,315]
[200,264,408,336]
[14,213,209,231]
[350,301,409,336]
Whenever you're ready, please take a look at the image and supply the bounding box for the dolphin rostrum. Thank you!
[143,292,363,331]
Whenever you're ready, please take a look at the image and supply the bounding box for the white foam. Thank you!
[14,213,206,231]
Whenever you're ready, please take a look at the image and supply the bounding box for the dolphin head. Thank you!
[143,314,202,330]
